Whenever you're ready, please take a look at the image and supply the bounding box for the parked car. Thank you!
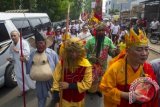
[0,12,52,88]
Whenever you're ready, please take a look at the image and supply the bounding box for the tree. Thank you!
[0,0,82,22]
[109,9,120,15]
[69,0,82,20]
[35,0,72,21]
[0,0,16,11]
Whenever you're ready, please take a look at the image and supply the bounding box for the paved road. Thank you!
[148,41,160,54]
[0,50,160,107]
[0,86,103,107]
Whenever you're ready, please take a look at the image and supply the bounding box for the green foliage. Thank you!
[33,0,82,21]
[0,0,82,22]
[109,9,120,15]
[0,0,17,11]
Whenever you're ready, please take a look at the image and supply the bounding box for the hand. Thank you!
[20,56,26,62]
[55,103,59,107]
[110,48,120,58]
[134,92,150,104]
[59,82,69,89]
[12,47,19,53]
[83,40,86,45]
[115,48,120,55]
[133,89,151,103]
[6,57,12,61]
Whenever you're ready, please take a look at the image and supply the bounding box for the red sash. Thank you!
[63,67,86,102]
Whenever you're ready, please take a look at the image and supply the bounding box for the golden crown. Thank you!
[125,28,148,47]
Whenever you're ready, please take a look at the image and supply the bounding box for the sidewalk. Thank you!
[148,42,160,54]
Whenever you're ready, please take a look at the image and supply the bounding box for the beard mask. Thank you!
[95,33,105,58]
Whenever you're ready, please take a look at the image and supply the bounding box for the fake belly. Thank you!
[30,63,53,81]
[30,52,53,81]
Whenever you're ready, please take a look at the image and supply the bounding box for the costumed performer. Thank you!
[99,26,159,107]
[26,30,59,107]
[51,37,92,107]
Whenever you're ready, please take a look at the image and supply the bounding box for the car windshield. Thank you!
[0,22,10,43]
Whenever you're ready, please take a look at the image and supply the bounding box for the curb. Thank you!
[149,46,160,54]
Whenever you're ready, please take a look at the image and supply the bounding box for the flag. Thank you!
[94,0,102,21]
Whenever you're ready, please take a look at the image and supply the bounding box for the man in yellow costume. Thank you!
[51,37,92,107]
[99,25,159,107]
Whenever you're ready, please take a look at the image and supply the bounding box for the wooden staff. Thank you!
[66,3,70,36]
[18,13,28,107]
[20,23,26,107]
[59,3,70,107]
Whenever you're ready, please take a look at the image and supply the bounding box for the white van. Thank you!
[0,12,52,88]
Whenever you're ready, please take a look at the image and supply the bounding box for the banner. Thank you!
[116,0,128,4]
[94,0,102,21]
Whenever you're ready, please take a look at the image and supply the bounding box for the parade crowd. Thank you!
[7,18,160,107]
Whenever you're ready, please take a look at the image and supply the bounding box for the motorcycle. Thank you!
[149,32,160,44]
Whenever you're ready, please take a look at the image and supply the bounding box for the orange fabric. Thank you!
[108,50,126,67]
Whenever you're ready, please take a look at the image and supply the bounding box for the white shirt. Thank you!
[78,31,92,41]
[150,21,159,29]
[111,25,120,35]
[75,24,80,32]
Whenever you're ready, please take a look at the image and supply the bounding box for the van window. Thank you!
[0,23,10,43]
[40,17,51,30]
[12,20,32,38]
[28,18,42,31]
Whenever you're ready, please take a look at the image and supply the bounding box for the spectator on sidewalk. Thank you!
[150,18,159,33]
[54,26,62,53]
[110,21,120,45]
[46,26,55,37]
[78,25,92,44]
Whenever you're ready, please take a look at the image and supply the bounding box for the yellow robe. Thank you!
[51,58,92,107]
[99,57,155,107]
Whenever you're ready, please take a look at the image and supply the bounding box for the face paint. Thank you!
[36,41,46,53]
